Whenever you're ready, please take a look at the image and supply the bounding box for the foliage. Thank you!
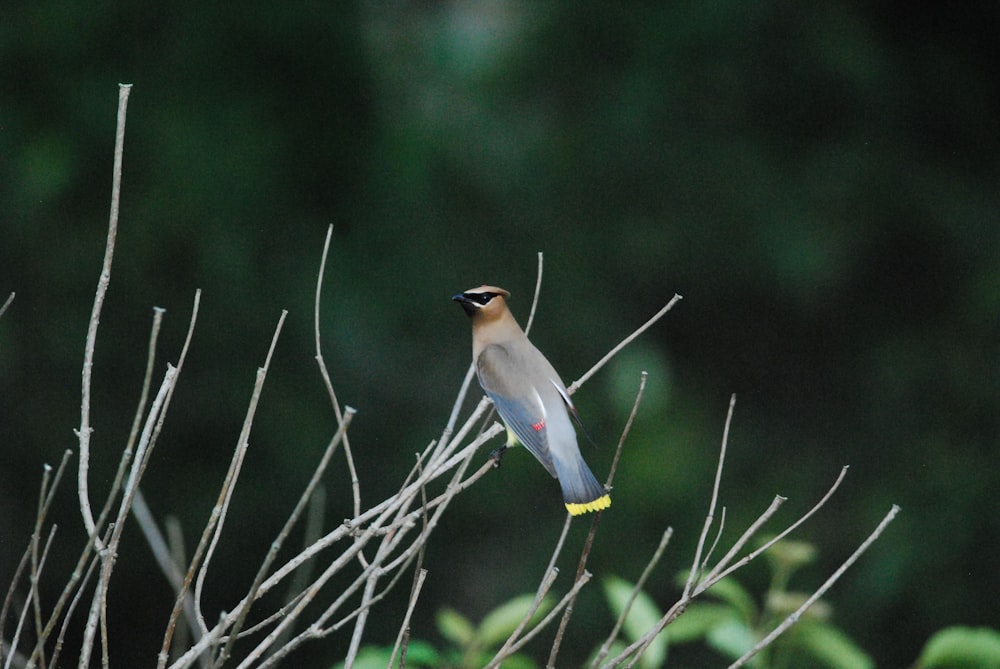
[602,538,873,669]
[329,594,552,669]
[913,626,1000,669]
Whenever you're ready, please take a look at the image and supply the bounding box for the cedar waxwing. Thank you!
[453,285,611,515]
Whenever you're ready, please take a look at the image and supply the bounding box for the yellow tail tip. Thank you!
[565,494,611,516]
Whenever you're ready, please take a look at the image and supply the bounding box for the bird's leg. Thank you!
[488,444,508,467]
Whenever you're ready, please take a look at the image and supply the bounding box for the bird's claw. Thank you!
[488,445,508,468]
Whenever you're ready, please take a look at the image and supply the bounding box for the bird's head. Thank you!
[452,285,511,320]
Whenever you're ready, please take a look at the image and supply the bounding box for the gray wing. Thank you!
[476,343,557,477]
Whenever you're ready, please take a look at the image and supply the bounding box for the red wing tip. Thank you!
[565,495,611,516]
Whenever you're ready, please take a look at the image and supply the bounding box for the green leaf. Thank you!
[706,618,758,663]
[397,640,441,667]
[489,653,540,669]
[477,594,553,648]
[603,575,667,669]
[436,607,475,647]
[795,619,874,669]
[666,602,742,644]
[916,626,1000,668]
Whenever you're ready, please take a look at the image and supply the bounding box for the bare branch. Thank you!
[194,313,287,621]
[700,466,850,592]
[591,527,673,669]
[484,571,593,668]
[213,409,356,667]
[158,313,286,667]
[386,568,427,669]
[81,365,178,669]
[489,567,559,667]
[77,82,132,547]
[313,225,361,520]
[568,293,682,395]
[605,371,647,490]
[524,251,543,336]
[0,291,14,319]
[684,393,736,597]
[728,504,901,668]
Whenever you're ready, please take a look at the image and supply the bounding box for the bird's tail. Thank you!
[555,456,611,515]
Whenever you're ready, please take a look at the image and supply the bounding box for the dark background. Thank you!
[2,2,998,667]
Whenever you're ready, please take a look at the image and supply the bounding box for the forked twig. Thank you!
[483,572,593,669]
[728,504,901,668]
[602,452,893,669]
[684,393,736,598]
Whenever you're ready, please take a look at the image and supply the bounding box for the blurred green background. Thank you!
[2,2,998,667]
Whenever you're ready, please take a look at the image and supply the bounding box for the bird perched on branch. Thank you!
[453,285,611,515]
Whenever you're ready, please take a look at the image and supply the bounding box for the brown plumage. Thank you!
[453,285,611,515]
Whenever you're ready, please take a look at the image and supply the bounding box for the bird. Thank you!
[453,285,611,515]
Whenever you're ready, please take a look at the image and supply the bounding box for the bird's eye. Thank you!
[462,293,496,307]
[469,293,494,305]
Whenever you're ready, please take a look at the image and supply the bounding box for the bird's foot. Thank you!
[488,445,508,468]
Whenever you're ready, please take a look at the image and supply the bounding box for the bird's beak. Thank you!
[453,293,478,316]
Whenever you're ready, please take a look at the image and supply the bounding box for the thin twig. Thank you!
[214,409,356,667]
[728,504,901,668]
[684,394,736,598]
[439,363,477,453]
[77,82,131,546]
[484,572,593,668]
[6,524,55,669]
[313,225,362,520]
[0,291,14,319]
[386,569,427,669]
[590,527,673,669]
[605,371,647,490]
[700,466,850,592]
[44,530,108,669]
[695,495,786,594]
[159,313,286,667]
[700,506,727,575]
[548,371,648,667]
[542,516,572,595]
[524,251,543,336]
[488,568,559,666]
[270,485,327,656]
[547,508,602,668]
[568,294,682,395]
[127,308,166,456]
[83,365,177,669]
[1,450,72,665]
[194,313,287,627]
